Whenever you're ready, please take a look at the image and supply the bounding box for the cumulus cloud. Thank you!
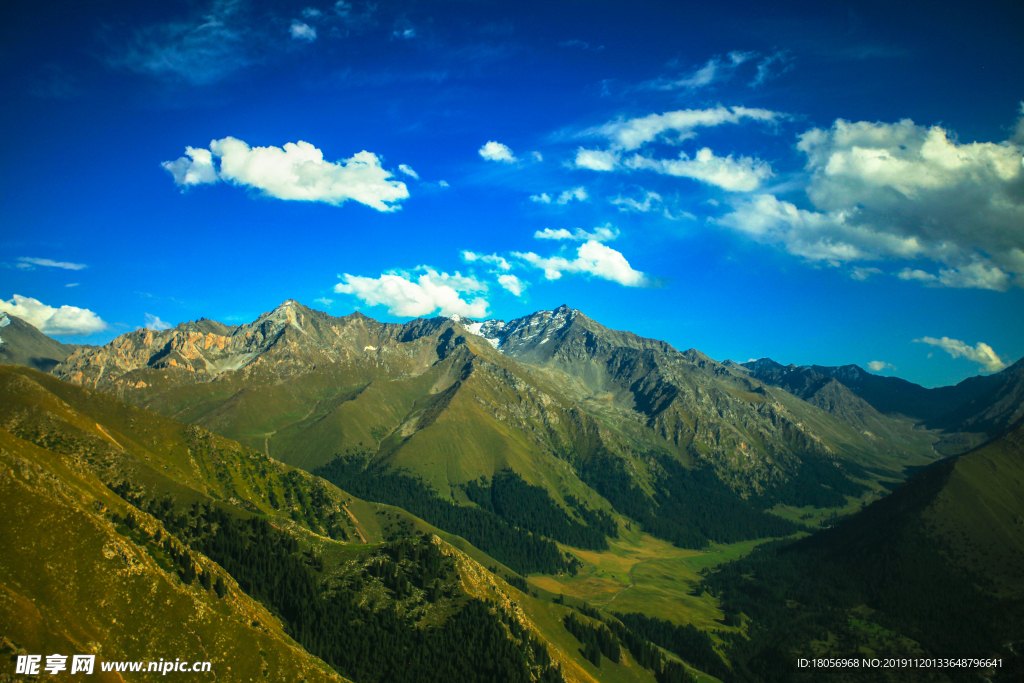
[460,252,525,296]
[531,187,587,204]
[739,114,1024,289]
[161,146,219,186]
[897,263,1011,291]
[585,105,783,151]
[0,294,107,336]
[625,147,773,191]
[514,240,647,287]
[398,164,419,179]
[17,257,87,271]
[534,225,619,242]
[290,21,317,41]
[497,274,526,296]
[313,297,333,307]
[334,268,488,318]
[479,141,517,163]
[145,313,173,331]
[574,148,619,171]
[461,251,512,271]
[162,137,409,211]
[914,336,1006,372]
[715,194,922,263]
[867,360,895,372]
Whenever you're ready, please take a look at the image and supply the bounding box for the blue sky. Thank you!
[2,0,1022,387]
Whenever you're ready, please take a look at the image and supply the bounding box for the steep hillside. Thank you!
[695,420,1024,681]
[1,365,690,683]
[738,359,938,459]
[469,306,939,483]
[0,313,78,372]
[47,302,948,556]
[745,357,1024,455]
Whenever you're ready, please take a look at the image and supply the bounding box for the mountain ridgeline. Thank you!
[4,301,1024,682]
[47,300,963,556]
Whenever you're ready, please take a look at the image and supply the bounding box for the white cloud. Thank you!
[461,252,524,295]
[914,336,1006,372]
[534,224,619,242]
[17,257,87,271]
[897,268,937,283]
[611,191,661,213]
[145,313,173,331]
[559,39,604,51]
[65,283,79,288]
[936,262,1011,291]
[0,294,107,336]
[514,240,647,287]
[398,164,419,179]
[334,268,488,318]
[781,115,1024,289]
[850,266,883,280]
[110,0,257,85]
[438,180,449,188]
[625,147,773,191]
[393,27,415,40]
[531,187,587,204]
[574,148,619,171]
[479,141,517,163]
[751,51,793,86]
[461,251,512,271]
[290,21,317,41]
[867,360,895,372]
[530,151,543,162]
[497,274,526,296]
[642,52,756,91]
[313,297,333,306]
[557,187,587,203]
[301,7,322,19]
[608,190,694,220]
[163,137,409,212]
[585,105,783,151]
[161,146,218,186]
[716,194,931,265]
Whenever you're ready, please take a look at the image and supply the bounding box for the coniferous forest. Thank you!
[315,457,582,575]
[107,483,565,683]
[580,451,800,548]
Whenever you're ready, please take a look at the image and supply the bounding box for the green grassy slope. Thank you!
[0,365,704,683]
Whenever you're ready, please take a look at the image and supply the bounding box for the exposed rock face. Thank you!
[52,302,940,501]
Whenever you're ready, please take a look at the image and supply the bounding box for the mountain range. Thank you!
[2,302,1023,682]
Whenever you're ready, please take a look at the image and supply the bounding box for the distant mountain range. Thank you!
[742,356,1024,455]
